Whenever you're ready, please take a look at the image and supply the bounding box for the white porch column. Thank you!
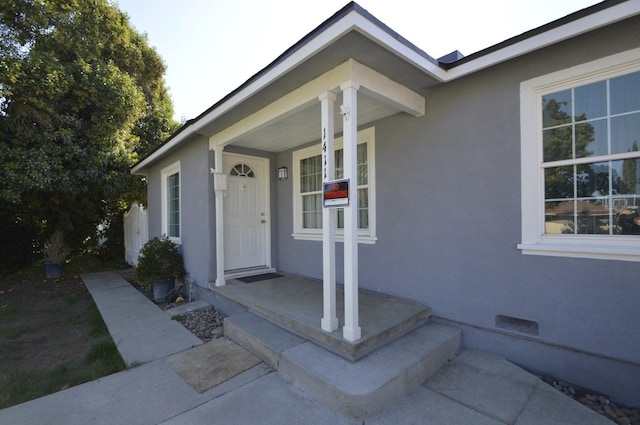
[213,145,226,287]
[319,91,338,332]
[341,81,361,341]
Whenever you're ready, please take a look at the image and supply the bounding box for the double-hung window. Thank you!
[292,127,376,243]
[161,161,181,243]
[519,49,640,261]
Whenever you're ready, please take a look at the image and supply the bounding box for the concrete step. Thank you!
[224,311,306,369]
[211,277,432,360]
[224,312,461,419]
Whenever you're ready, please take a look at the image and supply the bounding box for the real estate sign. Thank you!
[323,179,350,208]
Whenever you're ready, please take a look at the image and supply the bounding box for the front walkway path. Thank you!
[0,272,613,425]
[81,271,202,365]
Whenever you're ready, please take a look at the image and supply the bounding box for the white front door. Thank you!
[223,154,269,271]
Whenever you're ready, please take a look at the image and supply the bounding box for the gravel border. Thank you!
[173,306,224,342]
[539,377,639,424]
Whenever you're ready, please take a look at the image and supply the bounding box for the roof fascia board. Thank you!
[444,0,640,81]
[348,13,447,82]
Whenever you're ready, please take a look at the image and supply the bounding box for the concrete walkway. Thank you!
[0,272,613,425]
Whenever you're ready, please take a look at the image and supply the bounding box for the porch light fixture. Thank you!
[278,166,288,180]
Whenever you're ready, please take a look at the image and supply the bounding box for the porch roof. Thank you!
[131,0,638,174]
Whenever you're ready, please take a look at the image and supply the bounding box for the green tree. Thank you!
[0,0,177,272]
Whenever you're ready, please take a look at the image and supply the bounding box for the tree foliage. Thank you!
[0,0,177,272]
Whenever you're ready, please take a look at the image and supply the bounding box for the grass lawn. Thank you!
[0,255,129,409]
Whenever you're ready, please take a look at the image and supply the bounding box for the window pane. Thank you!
[168,172,180,238]
[302,194,322,228]
[613,158,640,196]
[543,126,572,162]
[611,113,640,155]
[543,90,572,127]
[358,188,368,229]
[576,119,607,158]
[545,201,574,234]
[576,162,608,198]
[615,207,640,235]
[335,149,343,179]
[574,81,607,121]
[612,159,640,234]
[576,199,609,234]
[545,166,573,199]
[300,155,321,192]
[611,71,640,115]
[357,143,368,185]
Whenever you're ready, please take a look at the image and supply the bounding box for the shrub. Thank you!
[135,236,185,287]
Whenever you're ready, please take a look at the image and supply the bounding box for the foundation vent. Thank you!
[495,315,539,337]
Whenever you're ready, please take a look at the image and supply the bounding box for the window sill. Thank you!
[168,236,182,246]
[292,232,377,244]
[517,241,640,262]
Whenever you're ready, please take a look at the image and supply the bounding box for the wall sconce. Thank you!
[278,166,288,180]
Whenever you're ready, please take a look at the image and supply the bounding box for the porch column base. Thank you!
[343,326,362,342]
[215,277,226,287]
[321,317,339,332]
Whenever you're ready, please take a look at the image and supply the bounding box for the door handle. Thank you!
[261,219,266,224]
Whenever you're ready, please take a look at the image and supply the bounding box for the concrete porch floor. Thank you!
[209,274,432,361]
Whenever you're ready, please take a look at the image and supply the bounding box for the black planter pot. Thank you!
[44,261,64,279]
[152,278,175,304]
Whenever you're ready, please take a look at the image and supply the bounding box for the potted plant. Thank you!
[43,229,71,279]
[135,236,185,304]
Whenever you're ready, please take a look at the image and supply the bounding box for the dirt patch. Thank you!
[0,273,109,389]
[0,259,129,408]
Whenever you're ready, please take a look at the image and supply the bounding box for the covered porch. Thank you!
[208,57,426,342]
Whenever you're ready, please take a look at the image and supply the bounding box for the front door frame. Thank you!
[222,152,272,276]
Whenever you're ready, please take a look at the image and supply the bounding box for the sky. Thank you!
[113,0,601,122]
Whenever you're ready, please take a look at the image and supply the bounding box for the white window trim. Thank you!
[519,48,640,262]
[161,161,181,244]
[292,127,377,244]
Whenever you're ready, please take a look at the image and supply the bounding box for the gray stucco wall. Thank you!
[275,16,640,404]
[145,135,213,288]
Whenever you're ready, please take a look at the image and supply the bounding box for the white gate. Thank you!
[124,202,148,266]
